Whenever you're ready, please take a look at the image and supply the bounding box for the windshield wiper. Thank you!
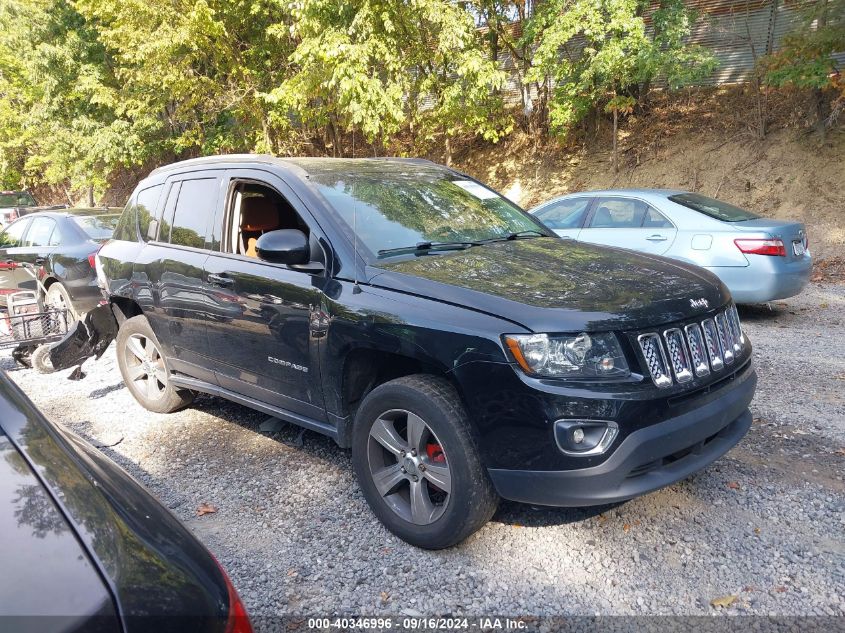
[481,230,548,243]
[377,241,482,257]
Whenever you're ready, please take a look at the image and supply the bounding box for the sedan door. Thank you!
[9,216,59,293]
[578,196,677,255]
[0,217,33,300]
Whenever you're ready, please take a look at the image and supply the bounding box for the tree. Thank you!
[270,0,511,159]
[760,0,845,139]
[525,0,716,137]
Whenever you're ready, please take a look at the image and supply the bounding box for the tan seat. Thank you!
[241,197,279,257]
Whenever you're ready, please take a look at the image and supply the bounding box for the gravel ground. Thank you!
[5,282,845,619]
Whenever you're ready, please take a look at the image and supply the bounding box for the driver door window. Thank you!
[534,198,591,239]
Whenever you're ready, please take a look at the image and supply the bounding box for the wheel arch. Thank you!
[337,346,462,432]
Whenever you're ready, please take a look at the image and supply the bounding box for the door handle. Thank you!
[208,273,234,287]
[646,234,668,242]
[35,257,45,265]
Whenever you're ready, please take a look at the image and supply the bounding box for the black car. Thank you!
[0,371,252,632]
[55,155,756,549]
[0,208,120,314]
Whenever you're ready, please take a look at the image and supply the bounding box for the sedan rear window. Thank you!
[669,193,759,222]
[73,215,119,240]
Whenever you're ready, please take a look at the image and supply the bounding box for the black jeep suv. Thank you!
[58,155,756,549]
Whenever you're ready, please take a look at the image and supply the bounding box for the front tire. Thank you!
[116,315,193,413]
[351,374,498,549]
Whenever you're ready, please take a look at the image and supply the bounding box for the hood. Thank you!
[368,238,730,332]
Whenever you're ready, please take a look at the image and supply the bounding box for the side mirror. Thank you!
[255,229,310,265]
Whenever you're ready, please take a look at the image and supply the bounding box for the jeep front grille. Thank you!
[637,304,745,388]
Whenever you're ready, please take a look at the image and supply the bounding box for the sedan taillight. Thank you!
[734,238,786,257]
[214,556,253,633]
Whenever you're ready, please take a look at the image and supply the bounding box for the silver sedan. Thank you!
[528,189,812,304]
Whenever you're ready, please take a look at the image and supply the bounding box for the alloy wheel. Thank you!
[367,409,452,525]
[124,334,167,400]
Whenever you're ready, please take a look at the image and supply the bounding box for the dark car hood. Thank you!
[368,238,730,331]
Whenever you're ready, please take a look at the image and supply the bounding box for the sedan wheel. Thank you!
[367,409,452,525]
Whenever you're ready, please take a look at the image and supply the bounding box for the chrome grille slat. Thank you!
[683,323,710,377]
[700,318,725,371]
[663,328,693,383]
[727,304,744,351]
[637,333,672,388]
[714,313,735,364]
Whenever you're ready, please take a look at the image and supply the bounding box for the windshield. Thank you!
[0,192,36,208]
[310,171,548,258]
[669,192,759,222]
[72,215,119,240]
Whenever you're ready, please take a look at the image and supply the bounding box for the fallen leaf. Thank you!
[727,481,740,490]
[597,514,608,525]
[742,586,757,593]
[819,302,829,309]
[196,502,217,516]
[287,568,298,577]
[773,586,788,593]
[835,448,845,455]
[710,595,738,608]
[754,527,761,535]
[380,591,390,604]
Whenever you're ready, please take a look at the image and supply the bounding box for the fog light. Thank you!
[554,419,619,456]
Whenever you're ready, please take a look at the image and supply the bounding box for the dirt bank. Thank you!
[455,87,844,261]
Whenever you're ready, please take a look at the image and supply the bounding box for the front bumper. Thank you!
[487,364,756,506]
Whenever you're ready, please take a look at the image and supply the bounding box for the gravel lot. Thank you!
[5,282,845,619]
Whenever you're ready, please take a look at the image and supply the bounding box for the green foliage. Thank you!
[272,0,511,148]
[526,0,716,135]
[0,0,729,193]
[761,0,845,91]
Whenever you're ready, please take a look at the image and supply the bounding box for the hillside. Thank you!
[454,87,845,261]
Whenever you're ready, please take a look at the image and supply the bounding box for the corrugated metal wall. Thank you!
[488,0,843,105]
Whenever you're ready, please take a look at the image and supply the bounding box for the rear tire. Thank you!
[116,315,193,413]
[45,282,78,321]
[351,374,498,549]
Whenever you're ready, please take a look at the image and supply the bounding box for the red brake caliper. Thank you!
[425,443,446,492]
[426,443,446,463]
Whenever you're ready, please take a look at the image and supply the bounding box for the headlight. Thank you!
[503,332,630,379]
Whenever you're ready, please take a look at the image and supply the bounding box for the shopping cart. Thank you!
[1,262,73,373]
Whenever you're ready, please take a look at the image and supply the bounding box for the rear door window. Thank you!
[166,178,217,249]
[534,198,591,229]
[642,207,673,228]
[24,217,57,247]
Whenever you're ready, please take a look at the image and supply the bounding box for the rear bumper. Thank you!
[487,366,756,507]
[707,255,812,303]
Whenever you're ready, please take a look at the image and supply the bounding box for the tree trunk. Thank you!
[86,185,95,207]
[612,108,619,173]
[445,135,452,166]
